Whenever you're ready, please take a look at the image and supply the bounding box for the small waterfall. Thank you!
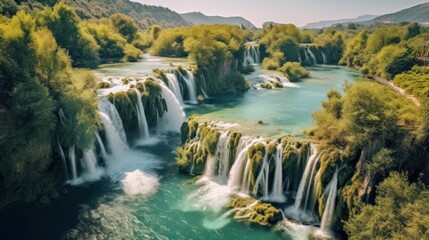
[243,43,260,66]
[227,137,262,193]
[57,137,69,180]
[179,70,198,104]
[69,145,77,180]
[99,100,129,158]
[82,145,98,176]
[320,170,339,233]
[253,149,270,200]
[204,131,229,182]
[159,84,186,132]
[287,144,320,222]
[94,131,108,160]
[271,144,286,202]
[321,52,328,64]
[306,47,317,65]
[134,89,150,139]
[200,74,209,98]
[165,73,184,105]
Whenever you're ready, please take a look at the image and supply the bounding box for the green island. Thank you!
[0,1,428,240]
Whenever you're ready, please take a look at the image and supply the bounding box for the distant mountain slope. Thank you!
[363,2,429,26]
[303,15,378,29]
[181,12,256,29]
[0,0,189,29]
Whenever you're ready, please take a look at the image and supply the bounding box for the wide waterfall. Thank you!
[320,169,338,233]
[178,70,198,104]
[134,89,150,140]
[271,144,286,202]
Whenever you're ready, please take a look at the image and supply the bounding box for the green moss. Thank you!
[227,196,282,226]
[261,83,273,89]
[188,120,199,139]
[97,81,112,89]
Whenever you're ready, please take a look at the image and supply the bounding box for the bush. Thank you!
[278,62,309,82]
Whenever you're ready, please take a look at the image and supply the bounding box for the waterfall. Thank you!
[320,170,339,233]
[99,100,129,158]
[321,52,328,64]
[204,131,229,182]
[165,73,184,105]
[159,84,186,132]
[253,150,270,200]
[57,137,69,180]
[271,144,286,202]
[306,47,317,65]
[94,131,108,160]
[227,137,262,193]
[178,70,198,104]
[200,74,209,98]
[82,145,98,177]
[287,144,320,222]
[69,145,77,180]
[134,89,150,139]
[243,43,260,66]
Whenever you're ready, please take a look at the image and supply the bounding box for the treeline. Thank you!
[0,0,189,29]
[0,8,100,206]
[151,25,250,94]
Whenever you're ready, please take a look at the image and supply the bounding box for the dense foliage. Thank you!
[0,0,189,29]
[0,9,99,206]
[151,25,249,94]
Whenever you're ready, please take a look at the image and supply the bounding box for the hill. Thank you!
[303,15,378,29]
[181,12,256,29]
[363,2,429,26]
[0,0,189,29]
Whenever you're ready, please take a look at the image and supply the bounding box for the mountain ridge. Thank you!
[303,14,378,29]
[181,11,256,29]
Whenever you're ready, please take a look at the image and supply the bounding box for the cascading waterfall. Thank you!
[69,145,77,180]
[253,150,270,200]
[321,52,328,64]
[200,74,209,98]
[99,100,129,158]
[159,84,186,132]
[82,145,98,177]
[165,73,184,105]
[134,89,150,139]
[204,132,230,183]
[320,170,338,233]
[94,131,108,160]
[178,70,198,104]
[227,137,261,192]
[287,144,321,222]
[57,137,69,180]
[270,144,286,203]
[306,47,317,65]
[243,43,260,66]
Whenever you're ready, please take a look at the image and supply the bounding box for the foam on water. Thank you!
[122,170,160,197]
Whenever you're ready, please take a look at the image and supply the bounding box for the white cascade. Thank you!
[253,150,270,200]
[82,145,98,176]
[200,74,209,98]
[134,89,150,139]
[94,131,108,160]
[165,73,184,105]
[179,70,198,104]
[322,52,328,64]
[227,137,262,193]
[216,132,230,183]
[307,47,317,65]
[57,137,69,180]
[289,144,321,221]
[159,84,186,132]
[243,43,260,66]
[271,144,286,202]
[98,100,128,159]
[69,145,77,180]
[320,170,339,232]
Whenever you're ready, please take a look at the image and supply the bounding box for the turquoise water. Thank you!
[0,58,360,240]
[193,65,360,136]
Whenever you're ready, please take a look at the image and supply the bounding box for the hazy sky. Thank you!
[135,0,428,27]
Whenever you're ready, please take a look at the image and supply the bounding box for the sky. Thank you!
[135,0,428,27]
